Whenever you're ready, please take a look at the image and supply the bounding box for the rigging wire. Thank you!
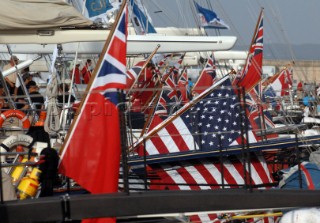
[176,0,190,31]
[190,0,203,35]
[147,0,181,28]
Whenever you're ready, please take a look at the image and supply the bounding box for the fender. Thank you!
[0,110,31,129]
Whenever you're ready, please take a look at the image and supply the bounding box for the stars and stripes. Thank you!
[142,76,250,156]
[187,80,242,149]
[150,154,273,190]
[135,75,274,223]
[148,154,274,222]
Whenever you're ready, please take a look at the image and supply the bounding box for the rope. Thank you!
[44,71,60,135]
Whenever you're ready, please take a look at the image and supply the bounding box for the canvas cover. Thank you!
[0,0,93,30]
[279,162,320,189]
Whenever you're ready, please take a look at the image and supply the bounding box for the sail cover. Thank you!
[0,0,93,30]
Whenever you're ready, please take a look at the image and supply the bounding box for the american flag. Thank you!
[148,153,274,223]
[234,9,263,92]
[192,53,217,95]
[135,76,274,223]
[139,75,257,156]
[186,79,242,149]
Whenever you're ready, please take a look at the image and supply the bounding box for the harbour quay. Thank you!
[264,59,320,83]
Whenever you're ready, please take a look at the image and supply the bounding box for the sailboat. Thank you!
[0,0,237,55]
[124,7,320,223]
[1,1,320,223]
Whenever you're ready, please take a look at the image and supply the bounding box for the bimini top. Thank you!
[0,0,93,30]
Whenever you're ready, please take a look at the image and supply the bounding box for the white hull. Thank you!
[0,30,236,55]
[0,36,237,55]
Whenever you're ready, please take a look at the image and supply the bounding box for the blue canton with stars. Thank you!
[181,79,245,149]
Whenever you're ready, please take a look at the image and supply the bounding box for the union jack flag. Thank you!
[234,9,263,92]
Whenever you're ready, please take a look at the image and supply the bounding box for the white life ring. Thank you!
[0,134,33,164]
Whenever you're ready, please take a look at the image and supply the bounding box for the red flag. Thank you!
[59,3,128,222]
[263,67,293,97]
[192,53,216,95]
[126,60,146,89]
[234,9,263,92]
[177,69,189,103]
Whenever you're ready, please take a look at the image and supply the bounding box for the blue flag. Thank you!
[129,0,157,34]
[195,3,230,29]
[85,0,113,18]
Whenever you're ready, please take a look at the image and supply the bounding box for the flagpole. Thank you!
[262,63,292,88]
[248,8,264,60]
[244,8,263,93]
[260,63,292,141]
[162,53,186,82]
[177,65,188,82]
[137,53,186,138]
[127,44,160,96]
[138,87,162,138]
[59,1,127,156]
[236,8,264,93]
[191,52,215,94]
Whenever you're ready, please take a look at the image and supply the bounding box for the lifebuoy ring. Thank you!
[0,110,30,129]
[0,134,33,164]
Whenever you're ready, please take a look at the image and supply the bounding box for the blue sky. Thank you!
[143,0,320,46]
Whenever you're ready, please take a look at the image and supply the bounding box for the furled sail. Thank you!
[0,0,93,30]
